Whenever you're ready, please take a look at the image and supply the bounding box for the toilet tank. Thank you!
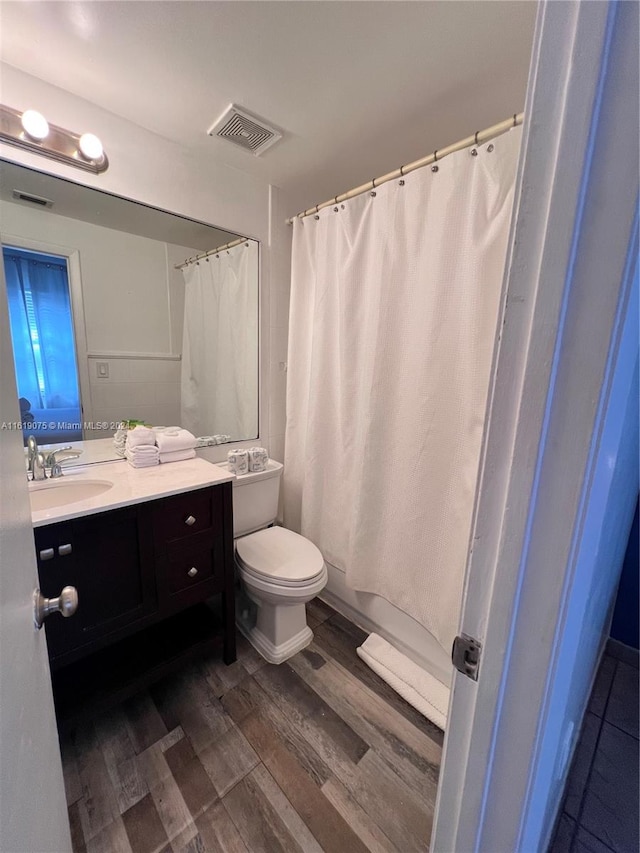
[216,459,283,537]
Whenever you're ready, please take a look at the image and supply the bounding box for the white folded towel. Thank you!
[357,633,450,730]
[154,428,196,454]
[126,445,158,458]
[126,425,156,449]
[113,428,127,457]
[159,449,196,463]
[125,446,159,468]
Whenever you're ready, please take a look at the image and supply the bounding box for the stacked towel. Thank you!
[113,428,127,458]
[125,446,159,468]
[125,425,159,468]
[126,425,156,448]
[159,448,196,463]
[154,427,197,464]
[248,447,269,472]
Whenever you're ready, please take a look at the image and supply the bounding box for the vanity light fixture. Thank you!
[78,132,104,163]
[21,109,49,141]
[0,104,109,174]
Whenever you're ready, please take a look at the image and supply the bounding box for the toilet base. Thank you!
[237,619,313,664]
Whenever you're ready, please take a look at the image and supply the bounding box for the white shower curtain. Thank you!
[284,127,522,653]
[181,241,258,439]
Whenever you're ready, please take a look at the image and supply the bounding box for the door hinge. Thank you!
[452,634,482,681]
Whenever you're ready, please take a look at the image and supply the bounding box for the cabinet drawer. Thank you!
[152,489,215,545]
[167,544,221,594]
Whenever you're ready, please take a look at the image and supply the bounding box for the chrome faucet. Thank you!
[27,435,47,481]
[45,447,82,478]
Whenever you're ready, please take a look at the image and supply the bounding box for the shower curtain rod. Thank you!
[175,236,249,270]
[286,111,524,224]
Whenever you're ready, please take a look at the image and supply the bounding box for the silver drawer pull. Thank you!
[188,567,198,577]
[185,515,196,526]
[58,544,72,557]
[39,548,55,562]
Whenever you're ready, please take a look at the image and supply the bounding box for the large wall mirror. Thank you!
[0,160,259,464]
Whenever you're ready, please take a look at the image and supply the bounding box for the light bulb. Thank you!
[21,109,49,141]
[78,133,104,162]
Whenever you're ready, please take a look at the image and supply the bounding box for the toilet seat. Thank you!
[235,526,325,585]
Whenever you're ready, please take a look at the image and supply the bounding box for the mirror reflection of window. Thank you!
[0,159,260,463]
[3,246,82,445]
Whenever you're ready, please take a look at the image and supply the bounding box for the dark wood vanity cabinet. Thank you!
[34,483,236,725]
[35,505,159,662]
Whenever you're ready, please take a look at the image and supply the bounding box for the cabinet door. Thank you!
[36,506,157,664]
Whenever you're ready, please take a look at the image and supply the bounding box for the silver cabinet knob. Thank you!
[33,586,78,629]
[39,548,55,562]
[58,543,72,556]
[185,515,196,526]
[188,567,198,577]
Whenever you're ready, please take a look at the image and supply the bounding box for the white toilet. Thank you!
[218,459,328,664]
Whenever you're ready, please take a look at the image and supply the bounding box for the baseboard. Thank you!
[606,636,639,668]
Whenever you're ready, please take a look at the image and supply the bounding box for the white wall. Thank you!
[0,64,277,457]
[1,200,197,433]
[266,185,292,466]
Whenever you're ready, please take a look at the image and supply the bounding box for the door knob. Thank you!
[33,586,78,629]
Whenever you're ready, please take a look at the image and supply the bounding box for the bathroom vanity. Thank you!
[30,458,236,727]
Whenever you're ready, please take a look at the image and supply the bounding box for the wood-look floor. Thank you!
[60,599,443,853]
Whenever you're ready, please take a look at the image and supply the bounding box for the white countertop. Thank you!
[30,457,234,528]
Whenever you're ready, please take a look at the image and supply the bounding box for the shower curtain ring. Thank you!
[513,113,517,127]
[474,131,479,146]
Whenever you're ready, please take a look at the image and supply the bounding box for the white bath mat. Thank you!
[357,632,450,730]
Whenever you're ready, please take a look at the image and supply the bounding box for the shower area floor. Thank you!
[60,598,443,852]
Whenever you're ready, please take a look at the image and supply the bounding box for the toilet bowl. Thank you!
[236,526,328,663]
[216,459,328,664]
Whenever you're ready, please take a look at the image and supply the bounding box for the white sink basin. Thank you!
[29,479,114,511]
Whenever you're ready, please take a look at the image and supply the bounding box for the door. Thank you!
[432,2,639,851]
[0,245,72,851]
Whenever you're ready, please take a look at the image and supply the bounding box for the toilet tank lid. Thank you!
[216,458,283,485]
[236,526,324,582]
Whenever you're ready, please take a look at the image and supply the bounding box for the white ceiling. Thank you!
[0,1,537,215]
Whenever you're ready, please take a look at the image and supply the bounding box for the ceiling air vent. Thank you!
[208,104,282,156]
[12,189,53,208]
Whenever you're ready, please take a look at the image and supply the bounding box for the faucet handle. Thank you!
[45,448,82,467]
[44,446,71,466]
